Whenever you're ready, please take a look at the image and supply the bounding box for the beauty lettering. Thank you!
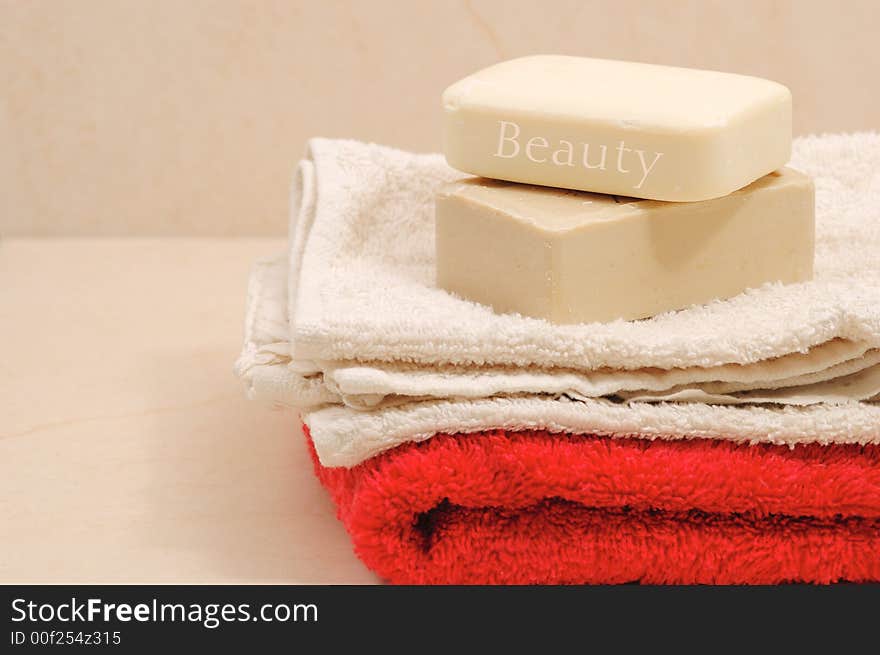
[492,120,663,191]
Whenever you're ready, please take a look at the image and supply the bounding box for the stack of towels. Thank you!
[236,60,880,584]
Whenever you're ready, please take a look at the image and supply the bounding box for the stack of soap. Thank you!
[436,55,815,323]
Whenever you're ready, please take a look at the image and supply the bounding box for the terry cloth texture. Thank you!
[235,132,880,467]
[285,134,880,370]
[305,424,880,584]
[245,255,880,408]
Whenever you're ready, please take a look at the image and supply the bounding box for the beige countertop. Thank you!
[0,238,379,583]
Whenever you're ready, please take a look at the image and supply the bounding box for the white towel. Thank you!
[235,133,880,467]
[305,396,880,468]
[244,254,880,407]
[237,252,880,467]
[287,134,880,369]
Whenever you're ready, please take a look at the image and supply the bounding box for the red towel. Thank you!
[306,425,880,584]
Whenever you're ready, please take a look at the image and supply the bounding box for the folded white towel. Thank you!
[288,134,880,370]
[306,396,880,468]
[237,252,880,467]
[236,132,880,467]
[245,253,880,406]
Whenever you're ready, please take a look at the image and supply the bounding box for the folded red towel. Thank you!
[306,426,880,584]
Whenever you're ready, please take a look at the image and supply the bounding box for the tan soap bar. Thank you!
[435,168,814,324]
[443,56,792,201]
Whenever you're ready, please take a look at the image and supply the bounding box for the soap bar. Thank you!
[442,56,792,201]
[435,168,814,324]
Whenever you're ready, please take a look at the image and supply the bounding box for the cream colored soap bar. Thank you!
[443,56,792,201]
[435,168,814,324]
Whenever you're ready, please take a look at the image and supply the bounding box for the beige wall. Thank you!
[2,0,878,236]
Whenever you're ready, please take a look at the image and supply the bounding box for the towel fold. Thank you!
[236,133,880,468]
[237,252,880,467]
[306,424,880,584]
[286,133,880,373]
[246,254,880,409]
[240,270,880,470]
